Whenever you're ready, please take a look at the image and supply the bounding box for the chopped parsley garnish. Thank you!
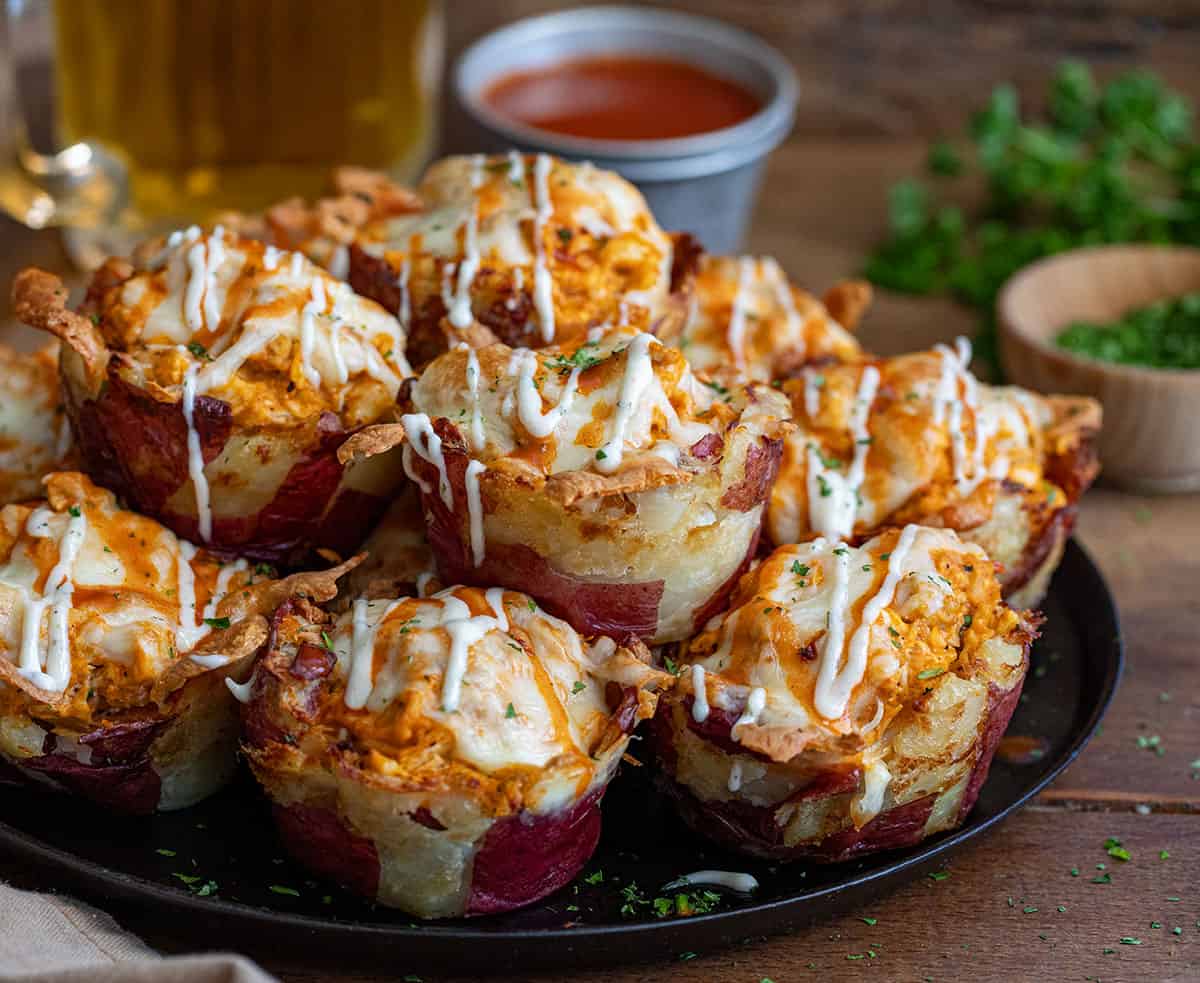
[583,870,604,885]
[320,631,335,651]
[862,916,878,926]
[67,505,81,517]
[791,561,811,577]
[595,449,607,461]
[917,667,945,680]
[571,681,586,694]
[817,475,832,498]
[186,341,212,360]
[556,227,574,244]
[863,62,1200,370]
[833,547,848,556]
[928,871,950,881]
[269,885,300,897]
[155,848,176,857]
[254,562,277,578]
[547,342,603,375]
[663,655,681,676]
[505,703,516,719]
[1104,837,1131,861]
[962,614,973,629]
[203,616,231,630]
[703,378,732,402]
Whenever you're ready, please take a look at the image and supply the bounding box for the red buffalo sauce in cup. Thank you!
[482,55,762,142]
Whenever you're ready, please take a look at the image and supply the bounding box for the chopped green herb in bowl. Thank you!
[1056,291,1200,369]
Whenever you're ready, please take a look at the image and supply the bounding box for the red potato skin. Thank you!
[273,802,382,899]
[466,787,603,915]
[245,616,646,915]
[410,418,770,641]
[70,365,390,564]
[652,656,1029,862]
[7,717,166,815]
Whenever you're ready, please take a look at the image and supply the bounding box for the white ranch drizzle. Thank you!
[727,759,744,792]
[802,366,823,420]
[415,571,436,596]
[329,317,349,388]
[851,757,893,826]
[183,227,226,333]
[226,675,255,703]
[262,245,281,272]
[690,664,710,722]
[16,507,88,692]
[763,256,805,361]
[594,332,656,473]
[181,361,213,542]
[397,256,411,329]
[438,590,509,713]
[288,251,304,278]
[174,541,208,651]
[345,598,404,710]
[733,686,767,733]
[816,524,920,720]
[298,276,327,389]
[805,364,879,540]
[531,153,556,343]
[462,345,486,451]
[663,871,759,893]
[463,459,487,567]
[811,541,852,720]
[726,256,754,370]
[513,349,582,439]
[400,413,453,508]
[328,244,350,280]
[507,150,524,184]
[448,154,486,329]
[200,559,248,624]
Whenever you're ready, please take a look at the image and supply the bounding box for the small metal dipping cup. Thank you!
[455,6,798,254]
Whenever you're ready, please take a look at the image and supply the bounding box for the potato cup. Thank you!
[766,339,1101,606]
[658,254,866,384]
[349,153,697,366]
[12,228,413,565]
[345,330,792,645]
[241,584,672,918]
[652,526,1037,861]
[0,472,355,814]
[0,343,73,507]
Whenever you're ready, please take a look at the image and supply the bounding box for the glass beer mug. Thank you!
[0,0,444,267]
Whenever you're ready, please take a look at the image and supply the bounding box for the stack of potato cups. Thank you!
[1,153,1101,918]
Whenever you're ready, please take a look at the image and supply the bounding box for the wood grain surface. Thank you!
[2,3,1199,981]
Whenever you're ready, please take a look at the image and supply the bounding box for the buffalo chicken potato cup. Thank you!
[350,153,694,365]
[241,585,672,917]
[373,331,792,644]
[0,472,355,814]
[659,255,865,385]
[766,340,1101,607]
[0,344,72,507]
[12,228,412,564]
[653,527,1036,861]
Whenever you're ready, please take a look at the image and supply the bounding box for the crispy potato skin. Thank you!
[241,597,667,917]
[63,360,398,564]
[0,669,247,814]
[652,633,1031,862]
[407,417,781,644]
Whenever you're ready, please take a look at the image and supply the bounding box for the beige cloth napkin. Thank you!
[0,882,277,983]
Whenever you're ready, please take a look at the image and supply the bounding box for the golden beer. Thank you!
[52,0,442,229]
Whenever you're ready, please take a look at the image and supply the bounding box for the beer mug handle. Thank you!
[0,0,127,230]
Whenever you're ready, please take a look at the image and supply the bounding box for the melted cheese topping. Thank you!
[0,473,253,716]
[303,587,643,789]
[682,526,1019,755]
[768,343,1054,546]
[671,255,861,383]
[97,228,411,430]
[359,154,675,348]
[409,331,730,478]
[0,345,71,507]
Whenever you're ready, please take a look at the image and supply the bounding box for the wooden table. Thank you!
[1,134,1196,983]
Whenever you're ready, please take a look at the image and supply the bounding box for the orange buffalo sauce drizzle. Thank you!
[483,55,761,141]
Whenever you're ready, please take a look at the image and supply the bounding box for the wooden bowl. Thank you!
[998,244,1200,494]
